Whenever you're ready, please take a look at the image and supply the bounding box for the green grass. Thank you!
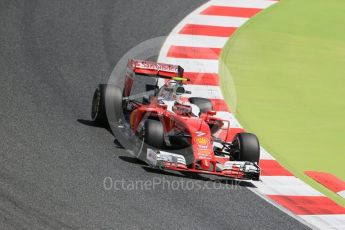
[220,0,345,207]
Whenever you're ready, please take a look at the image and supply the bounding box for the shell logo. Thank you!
[195,137,209,145]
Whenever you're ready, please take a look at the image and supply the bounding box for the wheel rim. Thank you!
[231,135,241,160]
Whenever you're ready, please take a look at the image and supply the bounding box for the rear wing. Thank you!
[123,59,189,98]
[128,59,188,81]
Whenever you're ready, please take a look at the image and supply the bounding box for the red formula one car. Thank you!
[91,59,261,180]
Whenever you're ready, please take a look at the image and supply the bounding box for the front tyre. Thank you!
[141,119,164,149]
[232,132,260,164]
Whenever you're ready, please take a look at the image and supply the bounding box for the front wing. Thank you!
[146,148,260,180]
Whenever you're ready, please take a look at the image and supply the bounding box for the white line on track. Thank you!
[253,176,324,196]
[164,34,229,48]
[158,57,219,73]
[210,0,276,9]
[300,214,345,230]
[186,15,248,27]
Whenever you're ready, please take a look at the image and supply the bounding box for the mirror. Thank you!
[143,95,150,104]
[207,110,217,116]
[175,86,185,95]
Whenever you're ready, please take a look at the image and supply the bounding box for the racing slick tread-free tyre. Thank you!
[91,84,107,126]
[91,84,123,127]
[188,97,213,114]
[232,132,260,164]
[142,119,165,149]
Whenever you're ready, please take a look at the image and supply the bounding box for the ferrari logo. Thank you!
[169,117,174,127]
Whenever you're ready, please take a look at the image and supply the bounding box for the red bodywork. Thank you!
[129,98,243,176]
[122,60,249,179]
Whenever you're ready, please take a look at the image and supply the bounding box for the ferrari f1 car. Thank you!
[91,59,261,180]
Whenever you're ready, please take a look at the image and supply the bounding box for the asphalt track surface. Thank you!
[0,1,310,229]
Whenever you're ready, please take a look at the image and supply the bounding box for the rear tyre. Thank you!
[91,84,123,126]
[232,132,260,163]
[188,97,213,114]
[91,84,107,125]
[141,119,164,149]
